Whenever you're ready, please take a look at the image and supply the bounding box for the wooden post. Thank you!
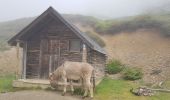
[93,51,96,91]
[49,55,52,75]
[22,42,27,79]
[16,41,20,79]
[38,40,43,79]
[82,44,87,62]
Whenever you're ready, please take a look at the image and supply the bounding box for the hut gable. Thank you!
[8,7,106,55]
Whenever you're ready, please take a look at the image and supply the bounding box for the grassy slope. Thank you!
[102,29,170,82]
[95,77,170,100]
[95,12,170,36]
[0,12,170,41]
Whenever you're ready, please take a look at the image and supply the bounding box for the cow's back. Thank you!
[63,61,93,80]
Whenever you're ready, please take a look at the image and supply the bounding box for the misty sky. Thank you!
[0,0,170,22]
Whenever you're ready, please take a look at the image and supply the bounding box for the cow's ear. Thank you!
[49,73,53,79]
[49,73,53,76]
[49,73,53,80]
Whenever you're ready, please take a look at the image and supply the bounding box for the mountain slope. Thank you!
[102,29,170,83]
[0,13,170,83]
[94,12,170,36]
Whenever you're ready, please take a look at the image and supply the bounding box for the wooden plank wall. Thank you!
[26,41,40,79]
[25,18,83,79]
[24,16,106,79]
[87,49,106,79]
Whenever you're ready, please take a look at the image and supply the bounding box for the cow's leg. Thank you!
[80,78,85,90]
[62,78,67,96]
[85,77,93,98]
[70,80,74,95]
[80,78,85,94]
[82,78,88,98]
[89,83,93,98]
[83,86,88,98]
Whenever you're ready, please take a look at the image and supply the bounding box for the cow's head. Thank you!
[49,73,58,88]
[49,73,54,81]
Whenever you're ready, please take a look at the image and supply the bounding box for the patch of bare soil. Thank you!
[0,90,81,100]
[102,29,170,83]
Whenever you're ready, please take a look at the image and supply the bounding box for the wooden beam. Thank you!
[38,40,43,79]
[49,55,52,75]
[22,42,27,79]
[16,40,20,79]
[58,40,61,66]
[82,44,87,62]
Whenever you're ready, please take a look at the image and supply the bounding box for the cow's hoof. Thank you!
[62,92,65,96]
[82,96,85,99]
[82,96,87,99]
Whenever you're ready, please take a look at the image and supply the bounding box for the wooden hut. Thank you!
[8,7,107,80]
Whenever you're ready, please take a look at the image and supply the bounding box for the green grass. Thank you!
[1,75,169,100]
[94,77,170,100]
[0,75,15,93]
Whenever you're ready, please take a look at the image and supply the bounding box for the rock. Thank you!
[130,86,155,96]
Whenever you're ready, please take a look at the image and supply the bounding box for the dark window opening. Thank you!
[69,40,81,52]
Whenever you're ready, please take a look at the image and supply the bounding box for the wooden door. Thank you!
[40,39,60,79]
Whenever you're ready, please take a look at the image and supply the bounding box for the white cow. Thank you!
[49,61,94,98]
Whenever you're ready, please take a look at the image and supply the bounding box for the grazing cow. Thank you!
[49,61,94,98]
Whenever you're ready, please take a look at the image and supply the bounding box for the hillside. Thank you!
[0,13,170,83]
[0,12,170,43]
[102,29,170,83]
[94,12,170,36]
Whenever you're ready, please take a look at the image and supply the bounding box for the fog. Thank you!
[0,0,170,21]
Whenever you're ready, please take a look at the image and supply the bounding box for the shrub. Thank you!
[106,60,124,74]
[123,68,143,80]
[95,20,112,33]
[85,31,106,47]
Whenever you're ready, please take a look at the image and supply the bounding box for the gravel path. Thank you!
[0,90,82,100]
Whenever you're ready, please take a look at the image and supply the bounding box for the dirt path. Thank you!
[0,90,82,100]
